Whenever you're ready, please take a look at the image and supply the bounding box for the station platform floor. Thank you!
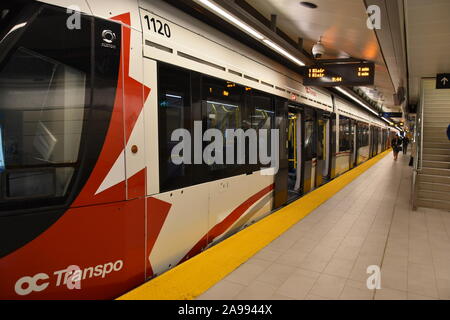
[197,152,450,300]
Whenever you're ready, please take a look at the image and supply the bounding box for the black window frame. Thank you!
[303,108,316,161]
[0,4,121,214]
[339,115,351,153]
[0,4,93,211]
[157,62,280,193]
[157,62,195,193]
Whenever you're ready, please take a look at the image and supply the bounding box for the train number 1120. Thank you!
[144,15,171,38]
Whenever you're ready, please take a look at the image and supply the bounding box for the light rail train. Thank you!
[0,0,392,299]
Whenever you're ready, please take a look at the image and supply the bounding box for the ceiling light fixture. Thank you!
[300,2,318,9]
[263,39,306,66]
[335,87,379,116]
[195,0,306,67]
[196,0,264,40]
[381,117,393,125]
[195,0,392,126]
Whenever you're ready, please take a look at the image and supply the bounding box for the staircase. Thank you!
[415,80,450,211]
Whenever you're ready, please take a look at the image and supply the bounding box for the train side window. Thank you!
[252,93,274,130]
[252,91,275,169]
[304,120,314,160]
[357,123,363,148]
[357,123,369,147]
[339,116,351,152]
[203,76,244,176]
[158,63,193,193]
[363,125,369,146]
[331,116,337,155]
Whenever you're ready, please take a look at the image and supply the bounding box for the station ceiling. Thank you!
[243,0,405,114]
[170,0,448,121]
[405,0,450,105]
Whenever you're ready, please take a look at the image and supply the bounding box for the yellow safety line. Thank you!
[118,150,392,300]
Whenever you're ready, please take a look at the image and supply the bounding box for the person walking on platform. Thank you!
[392,135,402,161]
[402,135,410,155]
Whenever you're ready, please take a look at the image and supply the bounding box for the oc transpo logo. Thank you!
[15,273,50,296]
[101,30,117,49]
[14,260,123,296]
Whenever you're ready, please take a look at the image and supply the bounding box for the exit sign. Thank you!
[303,63,375,87]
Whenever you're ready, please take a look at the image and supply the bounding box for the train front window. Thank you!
[0,4,22,39]
[0,4,92,206]
[0,48,86,200]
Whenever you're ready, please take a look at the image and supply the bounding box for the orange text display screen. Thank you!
[303,63,375,87]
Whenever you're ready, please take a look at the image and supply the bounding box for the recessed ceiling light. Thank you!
[300,2,318,9]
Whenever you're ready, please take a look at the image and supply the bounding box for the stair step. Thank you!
[423,154,450,162]
[424,134,450,139]
[423,129,449,134]
[424,140,450,144]
[425,109,450,114]
[423,142,450,149]
[418,174,450,184]
[418,190,449,201]
[424,128,448,133]
[419,182,450,193]
[417,199,450,211]
[425,121,450,124]
[423,148,450,156]
[424,122,449,125]
[422,167,450,176]
[424,112,450,116]
[424,105,450,109]
[424,135,450,142]
[422,161,450,169]
[424,121,450,127]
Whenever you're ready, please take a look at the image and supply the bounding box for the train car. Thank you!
[0,0,391,299]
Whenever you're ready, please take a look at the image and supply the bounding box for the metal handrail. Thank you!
[412,79,426,210]
[419,79,425,171]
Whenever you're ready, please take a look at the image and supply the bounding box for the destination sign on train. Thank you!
[303,63,375,87]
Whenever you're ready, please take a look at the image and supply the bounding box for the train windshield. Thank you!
[0,3,92,209]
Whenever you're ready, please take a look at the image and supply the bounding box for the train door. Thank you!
[287,105,330,197]
[287,106,302,201]
[316,111,331,187]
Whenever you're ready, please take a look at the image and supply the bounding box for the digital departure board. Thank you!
[303,63,375,87]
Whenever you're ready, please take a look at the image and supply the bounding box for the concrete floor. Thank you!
[198,152,450,300]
